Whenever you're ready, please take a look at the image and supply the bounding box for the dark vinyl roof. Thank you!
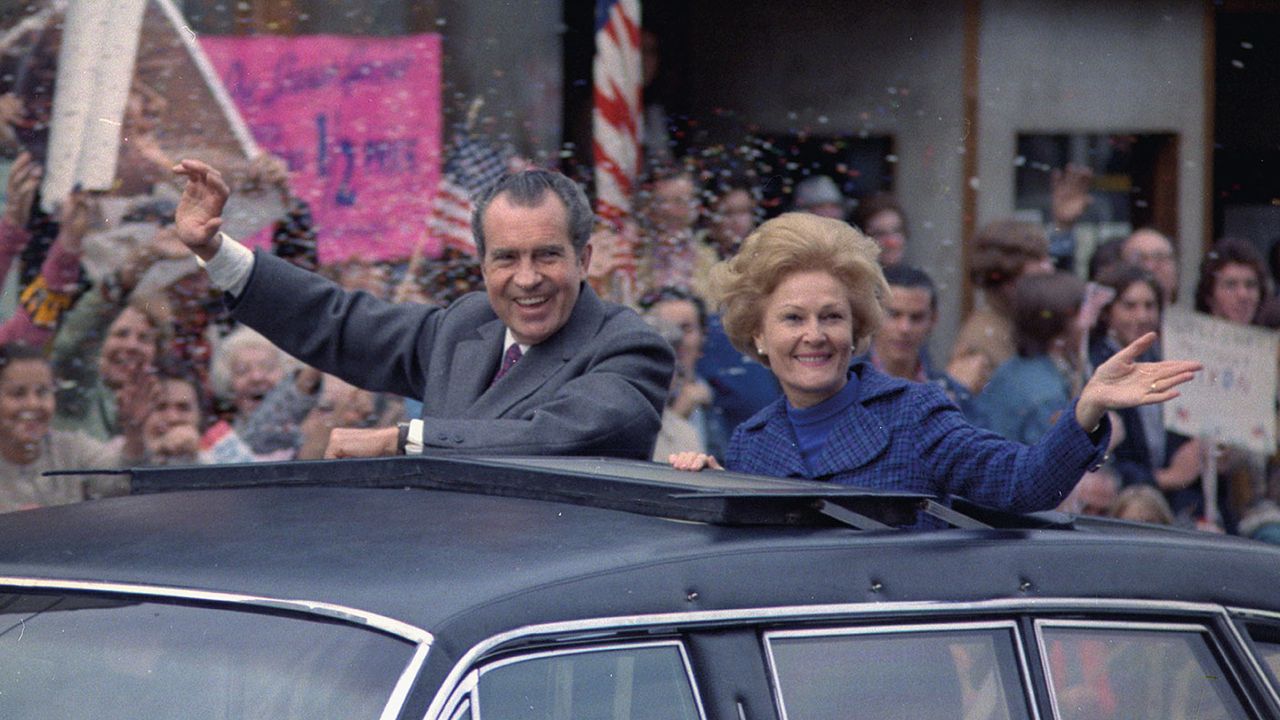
[1,457,1279,658]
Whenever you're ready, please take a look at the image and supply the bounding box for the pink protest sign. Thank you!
[200,34,442,263]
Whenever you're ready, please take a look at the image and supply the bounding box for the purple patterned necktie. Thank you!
[491,344,523,385]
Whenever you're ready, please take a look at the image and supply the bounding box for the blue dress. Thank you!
[725,361,1108,513]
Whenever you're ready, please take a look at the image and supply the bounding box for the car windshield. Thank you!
[0,591,415,720]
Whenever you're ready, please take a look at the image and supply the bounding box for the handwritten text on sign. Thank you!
[1161,307,1278,454]
[200,35,442,263]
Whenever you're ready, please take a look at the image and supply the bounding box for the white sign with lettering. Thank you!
[1161,307,1278,454]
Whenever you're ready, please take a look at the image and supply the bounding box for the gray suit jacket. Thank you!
[230,251,673,459]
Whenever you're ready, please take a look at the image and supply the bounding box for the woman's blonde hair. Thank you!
[1109,484,1174,525]
[709,212,887,366]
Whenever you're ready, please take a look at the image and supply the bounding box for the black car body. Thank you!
[1,454,1279,720]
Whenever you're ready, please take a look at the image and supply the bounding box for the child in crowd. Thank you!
[0,343,129,510]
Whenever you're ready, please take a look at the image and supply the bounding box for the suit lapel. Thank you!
[468,283,604,418]
[761,411,810,477]
[812,363,894,477]
[443,319,506,415]
[812,402,890,477]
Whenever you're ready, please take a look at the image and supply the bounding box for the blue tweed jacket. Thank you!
[725,361,1109,513]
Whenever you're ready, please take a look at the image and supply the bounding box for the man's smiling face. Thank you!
[480,192,591,346]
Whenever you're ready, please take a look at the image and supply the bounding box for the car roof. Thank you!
[3,456,1280,657]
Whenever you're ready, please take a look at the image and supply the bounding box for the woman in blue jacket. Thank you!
[669,213,1201,513]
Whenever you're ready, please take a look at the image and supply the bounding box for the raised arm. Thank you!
[0,152,41,285]
[0,189,91,346]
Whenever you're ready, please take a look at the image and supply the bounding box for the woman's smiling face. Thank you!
[753,270,854,408]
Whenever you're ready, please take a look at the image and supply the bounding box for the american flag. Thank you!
[429,133,511,255]
[592,0,643,226]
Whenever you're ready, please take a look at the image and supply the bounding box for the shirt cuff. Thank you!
[404,418,424,454]
[197,232,255,297]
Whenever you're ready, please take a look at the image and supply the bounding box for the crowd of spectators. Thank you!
[0,89,1276,544]
[611,161,1280,542]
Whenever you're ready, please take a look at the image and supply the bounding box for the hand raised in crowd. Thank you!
[172,159,231,260]
[116,365,159,463]
[1076,282,1116,341]
[0,93,27,129]
[392,238,428,304]
[670,376,712,419]
[587,221,639,279]
[946,350,993,394]
[1050,163,1094,228]
[145,423,201,464]
[1156,438,1204,492]
[668,451,723,472]
[246,152,290,190]
[116,226,193,296]
[53,187,96,255]
[3,152,41,229]
[128,132,173,173]
[1075,331,1202,432]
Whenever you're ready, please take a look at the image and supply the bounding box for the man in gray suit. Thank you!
[171,159,673,459]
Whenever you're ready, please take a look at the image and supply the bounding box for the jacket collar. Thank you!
[740,360,907,478]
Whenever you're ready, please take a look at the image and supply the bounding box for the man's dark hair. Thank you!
[1087,237,1126,281]
[1089,263,1164,347]
[881,264,937,311]
[0,342,47,378]
[968,219,1049,289]
[1011,271,1085,357]
[122,197,178,227]
[1195,237,1271,317]
[638,285,707,329]
[853,192,907,236]
[705,171,756,202]
[471,169,593,258]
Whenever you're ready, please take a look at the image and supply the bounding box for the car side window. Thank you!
[474,642,702,720]
[0,592,415,720]
[765,622,1032,720]
[1255,640,1280,684]
[1242,623,1280,691]
[1037,621,1251,720]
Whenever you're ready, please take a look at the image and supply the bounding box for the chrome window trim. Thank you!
[1227,607,1280,710]
[763,620,1040,720]
[383,642,434,720]
[1231,607,1280,624]
[423,597,1233,720]
[469,640,706,720]
[439,670,480,720]
[448,697,472,720]
[0,575,433,720]
[0,576,432,641]
[1033,618,1254,720]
